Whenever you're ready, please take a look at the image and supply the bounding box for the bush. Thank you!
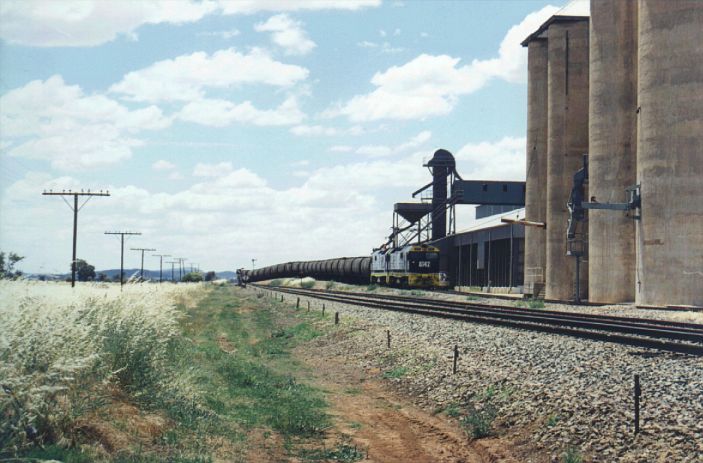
[325,281,336,290]
[461,403,496,438]
[366,284,378,291]
[182,272,203,282]
[300,277,315,289]
[270,279,283,287]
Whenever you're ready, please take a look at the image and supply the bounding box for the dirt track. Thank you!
[298,352,519,463]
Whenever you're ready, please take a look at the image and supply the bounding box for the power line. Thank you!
[153,254,171,283]
[165,260,178,282]
[43,189,110,287]
[130,247,156,280]
[174,257,187,281]
[104,231,141,288]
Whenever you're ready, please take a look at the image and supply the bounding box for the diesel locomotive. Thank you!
[371,244,448,288]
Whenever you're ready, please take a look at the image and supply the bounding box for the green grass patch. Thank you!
[515,298,545,309]
[366,284,378,291]
[181,287,329,438]
[561,447,583,463]
[547,414,561,427]
[270,278,284,287]
[445,403,461,418]
[382,366,408,379]
[299,438,365,462]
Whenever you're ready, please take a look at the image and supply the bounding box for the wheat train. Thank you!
[243,243,449,289]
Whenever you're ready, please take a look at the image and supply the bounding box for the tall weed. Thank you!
[0,281,207,454]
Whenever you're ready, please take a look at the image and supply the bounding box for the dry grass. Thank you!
[0,280,208,456]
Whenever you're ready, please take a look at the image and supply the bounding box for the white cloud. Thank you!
[0,0,380,47]
[218,0,381,15]
[0,75,171,170]
[177,96,305,127]
[152,160,176,170]
[357,40,378,48]
[168,171,184,180]
[197,28,240,39]
[355,130,431,157]
[470,5,560,84]
[455,136,526,181]
[254,14,316,56]
[290,124,363,137]
[110,48,309,103]
[356,145,392,157]
[193,162,234,177]
[0,0,219,47]
[356,40,404,54]
[327,5,559,122]
[1,134,520,272]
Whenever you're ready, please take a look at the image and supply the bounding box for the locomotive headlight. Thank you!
[439,272,448,281]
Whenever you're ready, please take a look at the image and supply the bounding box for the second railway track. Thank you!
[251,284,703,356]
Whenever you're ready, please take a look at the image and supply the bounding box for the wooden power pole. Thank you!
[43,189,110,287]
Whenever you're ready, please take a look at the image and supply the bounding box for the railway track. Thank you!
[251,284,703,356]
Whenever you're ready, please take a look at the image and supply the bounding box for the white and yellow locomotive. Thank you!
[371,244,448,289]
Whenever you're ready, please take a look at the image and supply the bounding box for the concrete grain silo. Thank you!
[587,0,638,303]
[545,18,590,301]
[523,37,549,296]
[636,0,703,307]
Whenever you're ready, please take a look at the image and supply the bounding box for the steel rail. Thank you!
[270,287,703,343]
[271,285,703,332]
[252,285,703,356]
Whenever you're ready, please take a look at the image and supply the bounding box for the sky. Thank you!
[0,0,562,274]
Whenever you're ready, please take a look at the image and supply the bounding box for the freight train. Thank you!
[245,244,449,289]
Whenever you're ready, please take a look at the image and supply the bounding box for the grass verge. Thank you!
[12,285,332,462]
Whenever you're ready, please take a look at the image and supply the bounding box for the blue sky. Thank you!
[0,0,560,274]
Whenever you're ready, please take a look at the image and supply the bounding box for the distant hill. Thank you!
[27,269,237,281]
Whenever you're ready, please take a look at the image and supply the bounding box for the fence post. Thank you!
[387,330,391,348]
[634,374,641,434]
[335,312,339,325]
[307,301,310,312]
[452,345,459,374]
[296,297,300,309]
[322,304,325,316]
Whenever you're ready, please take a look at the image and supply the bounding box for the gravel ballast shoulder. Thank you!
[255,285,703,463]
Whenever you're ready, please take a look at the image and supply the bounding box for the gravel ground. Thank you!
[254,284,703,463]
